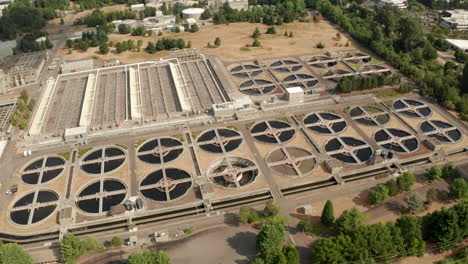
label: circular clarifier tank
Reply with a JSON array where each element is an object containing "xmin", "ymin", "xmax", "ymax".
[
  {"xmin": 10, "ymin": 190, "xmax": 59, "ymax": 225},
  {"xmin": 322, "ymin": 68, "xmax": 352, "ymax": 81},
  {"xmin": 374, "ymin": 128, "xmax": 419, "ymax": 153},
  {"xmin": 229, "ymin": 64, "xmax": 262, "ymax": 78},
  {"xmin": 81, "ymin": 146, "xmax": 126, "ymax": 174},
  {"xmin": 325, "ymin": 137, "xmax": 373, "ymax": 164},
  {"xmin": 20, "ymin": 156, "xmax": 66, "ymax": 185},
  {"xmin": 283, "ymin": 74, "xmax": 318, "ymax": 89},
  {"xmin": 270, "ymin": 60, "xmax": 303, "ymax": 72},
  {"xmin": 250, "ymin": 120, "xmax": 295, "ymax": 144},
  {"xmin": 266, "ymin": 147, "xmax": 316, "ymax": 177},
  {"xmin": 393, "ymin": 98, "xmax": 432, "ymax": 118},
  {"xmin": 137, "ymin": 137, "xmax": 184, "ymax": 164},
  {"xmin": 420, "ymin": 120, "xmax": 462, "ymax": 143},
  {"xmin": 139, "ymin": 168, "xmax": 193, "ymax": 202},
  {"xmin": 349, "ymin": 105, "xmax": 390, "ymax": 126},
  {"xmin": 344, "ymin": 52, "xmax": 372, "ymax": 63},
  {"xmin": 304, "ymin": 112, "xmax": 347, "ymax": 135},
  {"xmin": 239, "ymin": 79, "xmax": 276, "ymax": 95},
  {"xmin": 76, "ymin": 179, "xmax": 127, "ymax": 214},
  {"xmin": 197, "ymin": 128, "xmax": 243, "ymax": 153},
  {"xmin": 208, "ymin": 157, "xmax": 259, "ymax": 189},
  {"xmin": 307, "ymin": 56, "xmax": 338, "ymax": 68}
]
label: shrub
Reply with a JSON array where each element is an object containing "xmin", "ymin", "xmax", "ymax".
[
  {"xmin": 297, "ymin": 220, "xmax": 323, "ymax": 236},
  {"xmin": 266, "ymin": 26, "xmax": 276, "ymax": 34},
  {"xmin": 252, "ymin": 27, "xmax": 261, "ymax": 38},
  {"xmin": 369, "ymin": 184, "xmax": 389, "ymax": 205},
  {"xmin": 442, "ymin": 164, "xmax": 455, "ymax": 179},
  {"xmin": 397, "ymin": 172, "xmax": 416, "ymax": 192},
  {"xmin": 252, "ymin": 39, "xmax": 261, "ymax": 47},
  {"xmin": 316, "ymin": 42, "xmax": 325, "ymax": 48},
  {"xmin": 425, "ymin": 166, "xmax": 443, "ymax": 181},
  {"xmin": 264, "ymin": 201, "xmax": 281, "ymax": 217},
  {"xmin": 406, "ymin": 192, "xmax": 425, "ymax": 212},
  {"xmin": 450, "ymin": 178, "xmax": 468, "ymax": 199},
  {"xmin": 426, "ymin": 188, "xmax": 439, "ymax": 203},
  {"xmin": 111, "ymin": 236, "xmax": 123, "ymax": 247}
]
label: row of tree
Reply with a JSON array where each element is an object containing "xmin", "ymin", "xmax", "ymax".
[
  {"xmin": 19, "ymin": 32, "xmax": 53, "ymax": 53},
  {"xmin": 76, "ymin": 9, "xmax": 137, "ymax": 27},
  {"xmin": 336, "ymin": 74, "xmax": 401, "ymax": 93},
  {"xmin": 368, "ymin": 172, "xmax": 416, "ymax": 205},
  {"xmin": 214, "ymin": 0, "xmax": 307, "ymax": 25},
  {"xmin": 314, "ymin": 0, "xmax": 468, "ymax": 121},
  {"xmin": 146, "ymin": 38, "xmax": 187, "ymax": 54},
  {"xmin": 312, "ymin": 199, "xmax": 468, "ymax": 263}
]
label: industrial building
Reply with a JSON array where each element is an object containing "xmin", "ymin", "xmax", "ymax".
[
  {"xmin": 0, "ymin": 52, "xmax": 47, "ymax": 94},
  {"xmin": 440, "ymin": 10, "xmax": 468, "ymax": 31},
  {"xmin": 446, "ymin": 39, "xmax": 468, "ymax": 52},
  {"xmin": 376, "ymin": 0, "xmax": 407, "ymax": 9},
  {"xmin": 225, "ymin": 0, "xmax": 249, "ymax": 10},
  {"xmin": 29, "ymin": 49, "xmax": 230, "ymax": 139},
  {"xmin": 61, "ymin": 59, "xmax": 94, "ymax": 73},
  {"xmin": 0, "ymin": 40, "xmax": 17, "ymax": 58}
]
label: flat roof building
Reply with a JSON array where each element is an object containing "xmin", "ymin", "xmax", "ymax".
[
  {"xmin": 131, "ymin": 3, "xmax": 145, "ymax": 12},
  {"xmin": 440, "ymin": 10, "xmax": 468, "ymax": 31},
  {"xmin": 376, "ymin": 0, "xmax": 407, "ymax": 9},
  {"xmin": 61, "ymin": 59, "xmax": 94, "ymax": 73},
  {"xmin": 446, "ymin": 39, "xmax": 468, "ymax": 52}
]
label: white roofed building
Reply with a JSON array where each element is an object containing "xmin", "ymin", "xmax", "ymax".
[
  {"xmin": 440, "ymin": 10, "xmax": 468, "ymax": 31},
  {"xmin": 376, "ymin": 0, "xmax": 407, "ymax": 9},
  {"xmin": 446, "ymin": 39, "xmax": 468, "ymax": 52}
]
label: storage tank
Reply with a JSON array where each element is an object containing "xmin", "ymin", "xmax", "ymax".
[{"xmin": 182, "ymin": 8, "xmax": 204, "ymax": 20}]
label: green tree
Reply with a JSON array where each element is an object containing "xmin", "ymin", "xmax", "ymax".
[
  {"xmin": 263, "ymin": 248, "xmax": 287, "ymax": 264},
  {"xmin": 263, "ymin": 201, "xmax": 281, "ymax": 217},
  {"xmin": 252, "ymin": 39, "xmax": 261, "ymax": 47},
  {"xmin": 282, "ymin": 244, "xmax": 300, "ymax": 264},
  {"xmin": 214, "ymin": 37, "xmax": 221, "ymax": 47},
  {"xmin": 450, "ymin": 178, "xmax": 468, "ymax": 199},
  {"xmin": 111, "ymin": 236, "xmax": 123, "ymax": 246},
  {"xmin": 335, "ymin": 208, "xmax": 367, "ymax": 235},
  {"xmin": 424, "ymin": 205, "xmax": 464, "ymax": 251},
  {"xmin": 316, "ymin": 42, "xmax": 325, "ymax": 48},
  {"xmin": 99, "ymin": 43, "xmax": 109, "ymax": 54},
  {"xmin": 189, "ymin": 23, "xmax": 199, "ymax": 33},
  {"xmin": 426, "ymin": 188, "xmax": 439, "ymax": 203},
  {"xmin": 256, "ymin": 220, "xmax": 285, "ymax": 253},
  {"xmin": 252, "ymin": 27, "xmax": 261, "ymax": 38},
  {"xmin": 82, "ymin": 237, "xmax": 99, "ymax": 251},
  {"xmin": 369, "ymin": 184, "xmax": 389, "ymax": 205},
  {"xmin": 396, "ymin": 216, "xmax": 425, "ymax": 256},
  {"xmin": 442, "ymin": 164, "xmax": 455, "ymax": 179},
  {"xmin": 288, "ymin": 31, "xmax": 294, "ymax": 37},
  {"xmin": 239, "ymin": 206, "xmax": 251, "ymax": 224},
  {"xmin": 0, "ymin": 243, "xmax": 32, "ymax": 264},
  {"xmin": 321, "ymin": 200, "xmax": 335, "ymax": 226},
  {"xmin": 406, "ymin": 192, "xmax": 425, "ymax": 212},
  {"xmin": 127, "ymin": 249, "xmax": 171, "ymax": 264},
  {"xmin": 131, "ymin": 26, "xmax": 147, "ymax": 36},
  {"xmin": 397, "ymin": 172, "xmax": 416, "ymax": 191},
  {"xmin": 60, "ymin": 17, "xmax": 64, "ymax": 25},
  {"xmin": 311, "ymin": 236, "xmax": 348, "ymax": 264},
  {"xmin": 118, "ymin": 24, "xmax": 132, "ymax": 34},
  {"xmin": 461, "ymin": 62, "xmax": 468, "ymax": 94},
  {"xmin": 266, "ymin": 26, "xmax": 276, "ymax": 34},
  {"xmin": 425, "ymin": 166, "xmax": 442, "ymax": 181},
  {"xmin": 386, "ymin": 179, "xmax": 401, "ymax": 196},
  {"xmin": 200, "ymin": 9, "xmax": 211, "ymax": 20},
  {"xmin": 60, "ymin": 234, "xmax": 85, "ymax": 264}
]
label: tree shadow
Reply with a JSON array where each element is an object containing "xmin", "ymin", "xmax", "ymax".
[
  {"xmin": 224, "ymin": 212, "xmax": 240, "ymax": 227},
  {"xmin": 352, "ymin": 190, "xmax": 371, "ymax": 208},
  {"xmin": 297, "ymin": 245, "xmax": 312, "ymax": 264},
  {"xmin": 385, "ymin": 200, "xmax": 405, "ymax": 215},
  {"xmin": 226, "ymin": 231, "xmax": 257, "ymax": 259}
]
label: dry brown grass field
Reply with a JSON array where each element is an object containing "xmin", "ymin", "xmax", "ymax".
[{"xmin": 59, "ymin": 19, "xmax": 356, "ymax": 63}]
